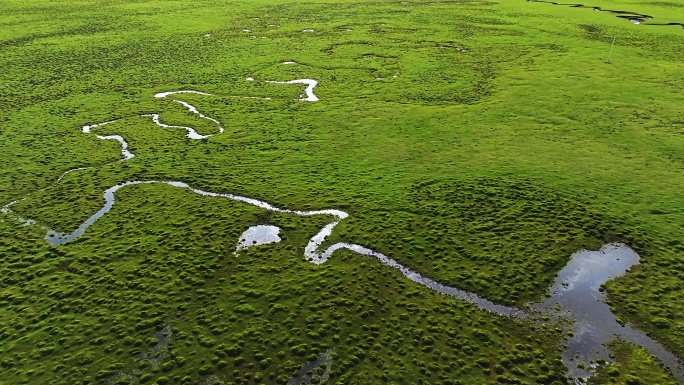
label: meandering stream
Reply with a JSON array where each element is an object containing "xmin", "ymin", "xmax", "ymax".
[
  {"xmin": 2, "ymin": 81, "xmax": 681, "ymax": 383},
  {"xmin": 527, "ymin": 0, "xmax": 684, "ymax": 28}
]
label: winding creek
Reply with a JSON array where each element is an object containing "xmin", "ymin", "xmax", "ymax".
[
  {"xmin": 527, "ymin": 0, "xmax": 684, "ymax": 28},
  {"xmin": 2, "ymin": 81, "xmax": 682, "ymax": 383}
]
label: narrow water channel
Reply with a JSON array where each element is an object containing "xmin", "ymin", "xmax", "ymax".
[
  {"xmin": 527, "ymin": 0, "xmax": 684, "ymax": 28},
  {"xmin": 2, "ymin": 86, "xmax": 681, "ymax": 383}
]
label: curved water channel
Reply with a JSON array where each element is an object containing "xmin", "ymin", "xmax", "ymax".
[
  {"xmin": 2, "ymin": 81, "xmax": 682, "ymax": 383},
  {"xmin": 526, "ymin": 0, "xmax": 684, "ymax": 28}
]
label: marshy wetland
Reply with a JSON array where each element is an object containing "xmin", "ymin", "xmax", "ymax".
[
  {"xmin": 527, "ymin": 0, "xmax": 684, "ymax": 27},
  {"xmin": 2, "ymin": 0, "xmax": 684, "ymax": 384}
]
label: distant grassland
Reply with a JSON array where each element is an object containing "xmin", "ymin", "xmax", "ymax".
[{"xmin": 1, "ymin": 0, "xmax": 684, "ymax": 384}]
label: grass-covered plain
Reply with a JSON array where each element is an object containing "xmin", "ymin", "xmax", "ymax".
[
  {"xmin": 1, "ymin": 186, "xmax": 570, "ymax": 384},
  {"xmin": 588, "ymin": 341, "xmax": 679, "ymax": 385},
  {"xmin": 1, "ymin": 0, "xmax": 684, "ymax": 383}
]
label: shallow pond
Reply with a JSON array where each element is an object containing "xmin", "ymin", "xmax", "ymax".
[
  {"xmin": 236, "ymin": 225, "xmax": 282, "ymax": 252},
  {"xmin": 288, "ymin": 349, "xmax": 332, "ymax": 385},
  {"xmin": 532, "ymin": 244, "xmax": 683, "ymax": 382}
]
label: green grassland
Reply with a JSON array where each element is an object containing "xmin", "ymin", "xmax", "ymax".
[
  {"xmin": 588, "ymin": 341, "xmax": 679, "ymax": 385},
  {"xmin": 1, "ymin": 0, "xmax": 684, "ymax": 383},
  {"xmin": 0, "ymin": 186, "xmax": 568, "ymax": 384}
]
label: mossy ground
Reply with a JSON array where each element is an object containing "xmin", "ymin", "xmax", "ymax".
[
  {"xmin": 0, "ymin": 186, "xmax": 568, "ymax": 384},
  {"xmin": 588, "ymin": 340, "xmax": 679, "ymax": 385},
  {"xmin": 1, "ymin": 0, "xmax": 684, "ymax": 383}
]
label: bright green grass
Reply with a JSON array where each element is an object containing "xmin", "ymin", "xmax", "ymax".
[
  {"xmin": 588, "ymin": 340, "xmax": 679, "ymax": 385},
  {"xmin": 1, "ymin": 0, "xmax": 684, "ymax": 383}
]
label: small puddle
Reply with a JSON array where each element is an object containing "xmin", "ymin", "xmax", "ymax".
[
  {"xmin": 201, "ymin": 375, "xmax": 225, "ymax": 385},
  {"xmin": 108, "ymin": 325, "xmax": 173, "ymax": 384},
  {"xmin": 133, "ymin": 325, "xmax": 173, "ymax": 366},
  {"xmin": 532, "ymin": 244, "xmax": 684, "ymax": 383},
  {"xmin": 235, "ymin": 225, "xmax": 282, "ymax": 252},
  {"xmin": 288, "ymin": 349, "xmax": 333, "ymax": 385}
]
